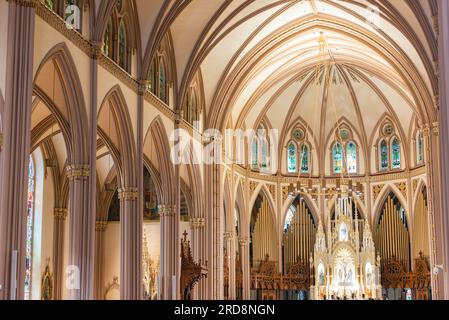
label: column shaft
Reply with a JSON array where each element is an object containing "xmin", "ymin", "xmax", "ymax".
[{"xmin": 0, "ymin": 0, "xmax": 36, "ymax": 300}]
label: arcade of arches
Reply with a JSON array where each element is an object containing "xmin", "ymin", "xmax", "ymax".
[{"xmin": 1, "ymin": 0, "xmax": 449, "ymax": 301}]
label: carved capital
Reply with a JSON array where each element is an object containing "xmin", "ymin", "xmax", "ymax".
[
  {"xmin": 239, "ymin": 237, "xmax": 249, "ymax": 246},
  {"xmin": 95, "ymin": 221, "xmax": 108, "ymax": 232},
  {"xmin": 66, "ymin": 165, "xmax": 90, "ymax": 180},
  {"xmin": 137, "ymin": 80, "xmax": 149, "ymax": 96},
  {"xmin": 223, "ymin": 231, "xmax": 234, "ymax": 241},
  {"xmin": 91, "ymin": 41, "xmax": 103, "ymax": 60},
  {"xmin": 54, "ymin": 208, "xmax": 68, "ymax": 220},
  {"xmin": 158, "ymin": 204, "xmax": 177, "ymax": 217},
  {"xmin": 190, "ymin": 217, "xmax": 205, "ymax": 229},
  {"xmin": 432, "ymin": 122, "xmax": 439, "ymax": 136},
  {"xmin": 118, "ymin": 187, "xmax": 138, "ymax": 200}
]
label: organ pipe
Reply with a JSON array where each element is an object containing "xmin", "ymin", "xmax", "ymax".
[
  {"xmin": 252, "ymin": 197, "xmax": 277, "ymax": 269},
  {"xmin": 283, "ymin": 201, "xmax": 316, "ymax": 271},
  {"xmin": 376, "ymin": 195, "xmax": 411, "ymax": 272}
]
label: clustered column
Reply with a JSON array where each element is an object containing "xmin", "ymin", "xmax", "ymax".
[
  {"xmin": 190, "ymin": 217, "xmax": 206, "ymax": 299},
  {"xmin": 239, "ymin": 237, "xmax": 250, "ymax": 300},
  {"xmin": 159, "ymin": 204, "xmax": 178, "ymax": 299},
  {"xmin": 66, "ymin": 164, "xmax": 95, "ymax": 300},
  {"xmin": 94, "ymin": 220, "xmax": 107, "ymax": 299},
  {"xmin": 118, "ymin": 187, "xmax": 141, "ymax": 300},
  {"xmin": 0, "ymin": 0, "xmax": 37, "ymax": 300},
  {"xmin": 53, "ymin": 208, "xmax": 68, "ymax": 300}
]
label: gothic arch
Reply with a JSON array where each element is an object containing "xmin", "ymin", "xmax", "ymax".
[
  {"xmin": 249, "ymin": 184, "xmax": 278, "ymax": 241},
  {"xmin": 33, "ymin": 42, "xmax": 89, "ymax": 165},
  {"xmin": 144, "ymin": 116, "xmax": 175, "ymax": 204},
  {"xmin": 98, "ymin": 85, "xmax": 137, "ymax": 187},
  {"xmin": 373, "ymin": 186, "xmax": 409, "ymax": 230}
]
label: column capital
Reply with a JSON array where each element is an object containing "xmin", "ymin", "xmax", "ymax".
[
  {"xmin": 158, "ymin": 204, "xmax": 177, "ymax": 217},
  {"xmin": 223, "ymin": 231, "xmax": 234, "ymax": 240},
  {"xmin": 239, "ymin": 237, "xmax": 249, "ymax": 246},
  {"xmin": 118, "ymin": 187, "xmax": 138, "ymax": 200},
  {"xmin": 54, "ymin": 208, "xmax": 68, "ymax": 220},
  {"xmin": 95, "ymin": 221, "xmax": 108, "ymax": 232},
  {"xmin": 66, "ymin": 164, "xmax": 90, "ymax": 180},
  {"xmin": 90, "ymin": 41, "xmax": 103, "ymax": 60},
  {"xmin": 137, "ymin": 80, "xmax": 149, "ymax": 96},
  {"xmin": 189, "ymin": 217, "xmax": 205, "ymax": 229},
  {"xmin": 7, "ymin": 0, "xmax": 39, "ymax": 7}
]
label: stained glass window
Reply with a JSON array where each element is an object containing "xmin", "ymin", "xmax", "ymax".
[
  {"xmin": 259, "ymin": 127, "xmax": 269, "ymax": 169},
  {"xmin": 287, "ymin": 142, "xmax": 297, "ymax": 173},
  {"xmin": 333, "ymin": 143, "xmax": 343, "ymax": 174},
  {"xmin": 103, "ymin": 20, "xmax": 113, "ymax": 58},
  {"xmin": 347, "ymin": 141, "xmax": 357, "ymax": 174},
  {"xmin": 251, "ymin": 137, "xmax": 258, "ymax": 169},
  {"xmin": 380, "ymin": 139, "xmax": 389, "ymax": 171},
  {"xmin": 118, "ymin": 21, "xmax": 127, "ymax": 70},
  {"xmin": 392, "ymin": 137, "xmax": 401, "ymax": 169},
  {"xmin": 159, "ymin": 60, "xmax": 167, "ymax": 103},
  {"xmin": 148, "ymin": 59, "xmax": 156, "ymax": 94},
  {"xmin": 300, "ymin": 144, "xmax": 309, "ymax": 173},
  {"xmin": 416, "ymin": 132, "xmax": 423, "ymax": 165},
  {"xmin": 25, "ymin": 156, "xmax": 35, "ymax": 300},
  {"xmin": 44, "ymin": 0, "xmax": 55, "ymax": 10}
]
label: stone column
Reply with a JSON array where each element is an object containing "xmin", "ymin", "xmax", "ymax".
[
  {"xmin": 436, "ymin": 0, "xmax": 449, "ymax": 299},
  {"xmin": 53, "ymin": 208, "xmax": 68, "ymax": 300},
  {"xmin": 0, "ymin": 0, "xmax": 37, "ymax": 300},
  {"xmin": 94, "ymin": 220, "xmax": 107, "ymax": 300},
  {"xmin": 159, "ymin": 204, "xmax": 177, "ymax": 299},
  {"xmin": 205, "ymin": 163, "xmax": 224, "ymax": 299},
  {"xmin": 66, "ymin": 164, "xmax": 95, "ymax": 300},
  {"xmin": 239, "ymin": 237, "xmax": 250, "ymax": 300},
  {"xmin": 224, "ymin": 231, "xmax": 236, "ymax": 299},
  {"xmin": 119, "ymin": 187, "xmax": 141, "ymax": 300}
]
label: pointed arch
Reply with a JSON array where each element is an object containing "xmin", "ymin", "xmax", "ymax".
[
  {"xmin": 33, "ymin": 42, "xmax": 88, "ymax": 165},
  {"xmin": 144, "ymin": 116, "xmax": 175, "ymax": 204},
  {"xmin": 373, "ymin": 185, "xmax": 409, "ymax": 228},
  {"xmin": 98, "ymin": 85, "xmax": 137, "ymax": 187}
]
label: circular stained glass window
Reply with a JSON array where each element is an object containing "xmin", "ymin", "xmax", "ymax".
[
  {"xmin": 383, "ymin": 123, "xmax": 394, "ymax": 136},
  {"xmin": 339, "ymin": 129, "xmax": 350, "ymax": 141},
  {"xmin": 292, "ymin": 129, "xmax": 304, "ymax": 141}
]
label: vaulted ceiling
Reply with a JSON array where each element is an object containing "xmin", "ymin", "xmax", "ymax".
[{"xmin": 95, "ymin": 0, "xmax": 439, "ymax": 143}]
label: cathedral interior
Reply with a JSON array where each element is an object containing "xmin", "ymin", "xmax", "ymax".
[{"xmin": 0, "ymin": 0, "xmax": 449, "ymax": 301}]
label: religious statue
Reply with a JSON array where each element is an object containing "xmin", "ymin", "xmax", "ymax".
[{"xmin": 41, "ymin": 259, "xmax": 53, "ymax": 300}]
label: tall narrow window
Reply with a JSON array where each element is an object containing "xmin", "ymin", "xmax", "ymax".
[
  {"xmin": 148, "ymin": 59, "xmax": 156, "ymax": 94},
  {"xmin": 380, "ymin": 139, "xmax": 389, "ymax": 171},
  {"xmin": 347, "ymin": 141, "xmax": 357, "ymax": 174},
  {"xmin": 259, "ymin": 127, "xmax": 269, "ymax": 169},
  {"xmin": 333, "ymin": 143, "xmax": 343, "ymax": 174},
  {"xmin": 300, "ymin": 143, "xmax": 309, "ymax": 173},
  {"xmin": 103, "ymin": 20, "xmax": 113, "ymax": 58},
  {"xmin": 392, "ymin": 137, "xmax": 401, "ymax": 169},
  {"xmin": 251, "ymin": 137, "xmax": 258, "ymax": 169},
  {"xmin": 416, "ymin": 132, "xmax": 424, "ymax": 165},
  {"xmin": 25, "ymin": 156, "xmax": 35, "ymax": 300},
  {"xmin": 287, "ymin": 142, "xmax": 297, "ymax": 173},
  {"xmin": 159, "ymin": 60, "xmax": 168, "ymax": 103},
  {"xmin": 118, "ymin": 21, "xmax": 127, "ymax": 70}
]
